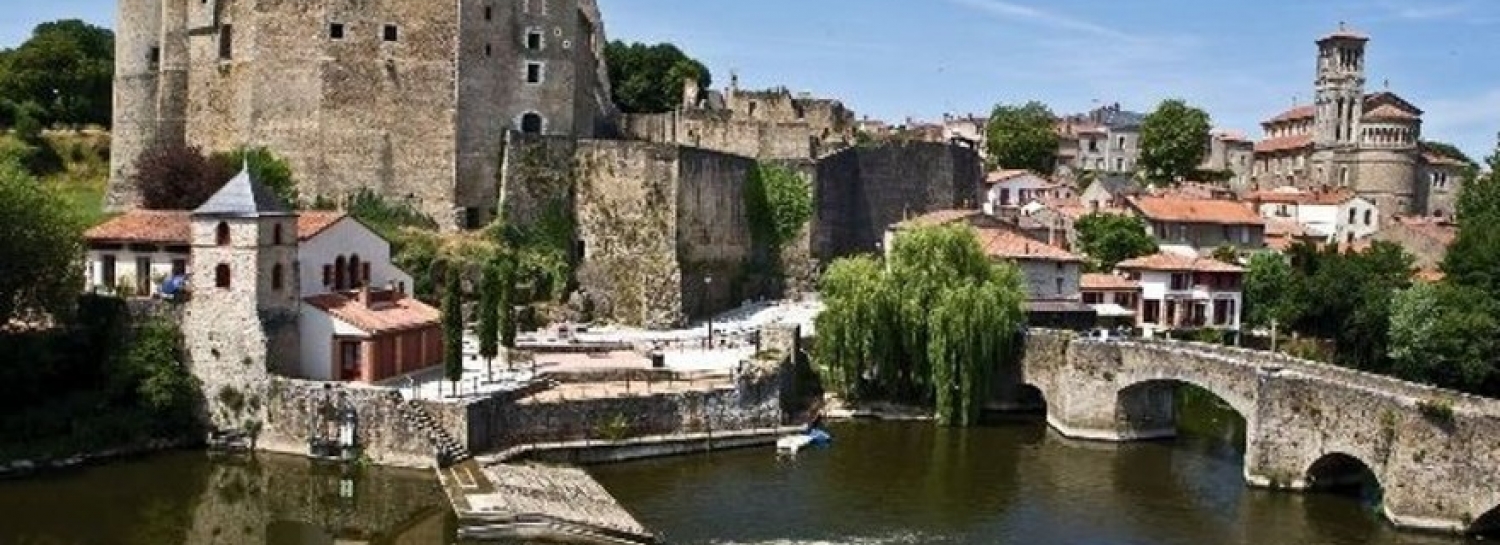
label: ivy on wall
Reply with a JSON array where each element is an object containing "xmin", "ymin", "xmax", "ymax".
[{"xmin": 745, "ymin": 162, "xmax": 813, "ymax": 251}]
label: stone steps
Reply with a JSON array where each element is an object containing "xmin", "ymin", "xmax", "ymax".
[{"xmin": 398, "ymin": 401, "xmax": 471, "ymax": 467}]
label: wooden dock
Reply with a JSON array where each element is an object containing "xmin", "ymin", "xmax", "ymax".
[{"xmin": 439, "ymin": 461, "xmax": 657, "ymax": 544}]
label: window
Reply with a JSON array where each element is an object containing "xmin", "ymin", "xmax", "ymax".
[
  {"xmin": 1055, "ymin": 278, "xmax": 1064, "ymax": 295},
  {"xmin": 348, "ymin": 254, "xmax": 363, "ymax": 288},
  {"xmin": 575, "ymin": 239, "xmax": 586, "ymax": 260},
  {"xmin": 1083, "ymin": 292, "xmax": 1103, "ymax": 304},
  {"xmin": 334, "ymin": 256, "xmax": 347, "ymax": 290},
  {"xmin": 484, "ymin": 5, "xmax": 493, "ymax": 20},
  {"xmin": 1363, "ymin": 209, "xmax": 1372, "ymax": 226},
  {"xmin": 383, "ymin": 24, "xmax": 399, "ymax": 42},
  {"xmin": 525, "ymin": 62, "xmax": 543, "ymax": 84},
  {"xmin": 148, "ymin": 46, "xmax": 161, "ymax": 70},
  {"xmin": 218, "ymin": 25, "xmax": 233, "ymax": 60},
  {"xmin": 1170, "ymin": 273, "xmax": 1190, "ymax": 291},
  {"xmin": 273, "ymin": 223, "xmax": 284, "ymax": 245},
  {"xmin": 102, "ymin": 255, "xmax": 117, "ymax": 288},
  {"xmin": 272, "ymin": 263, "xmax": 284, "ymax": 291},
  {"xmin": 215, "ymin": 222, "xmax": 231, "ymax": 246},
  {"xmin": 520, "ymin": 112, "xmax": 543, "ymax": 134},
  {"xmin": 215, "ymin": 263, "xmax": 231, "ymax": 289},
  {"xmin": 1348, "ymin": 208, "xmax": 1356, "ymax": 224},
  {"xmin": 172, "ymin": 259, "xmax": 187, "ymax": 277},
  {"xmin": 323, "ymin": 264, "xmax": 333, "ymax": 287},
  {"xmin": 1114, "ymin": 157, "xmax": 1124, "ymax": 171},
  {"xmin": 485, "ymin": 43, "xmax": 492, "ymax": 57},
  {"xmin": 329, "ymin": 22, "xmax": 345, "ymax": 39},
  {"xmin": 1143, "ymin": 300, "xmax": 1161, "ymax": 324},
  {"xmin": 527, "ymin": 30, "xmax": 543, "ymax": 50},
  {"xmin": 1116, "ymin": 136, "xmax": 1126, "ymax": 150},
  {"xmin": 362, "ymin": 262, "xmax": 371, "ymax": 284}
]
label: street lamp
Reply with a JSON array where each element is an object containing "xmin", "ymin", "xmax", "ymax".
[{"xmin": 704, "ymin": 275, "xmax": 713, "ymax": 349}]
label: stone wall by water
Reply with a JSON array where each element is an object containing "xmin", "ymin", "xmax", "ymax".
[
  {"xmin": 1008, "ymin": 330, "xmax": 1500, "ymax": 534},
  {"xmin": 258, "ymin": 378, "xmax": 439, "ymax": 468}
]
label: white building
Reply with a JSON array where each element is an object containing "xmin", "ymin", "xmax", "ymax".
[
  {"xmin": 82, "ymin": 210, "xmax": 192, "ymax": 296},
  {"xmin": 1115, "ymin": 252, "xmax": 1245, "ymax": 337},
  {"xmin": 1247, "ymin": 187, "xmax": 1380, "ymax": 244},
  {"xmin": 984, "ymin": 170, "xmax": 1074, "ymax": 216},
  {"xmin": 295, "ymin": 212, "xmax": 414, "ymax": 296}
]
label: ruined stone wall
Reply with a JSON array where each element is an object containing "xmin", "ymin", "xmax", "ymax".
[
  {"xmin": 676, "ymin": 148, "xmax": 758, "ymax": 319},
  {"xmin": 258, "ymin": 378, "xmax": 436, "ymax": 468},
  {"xmin": 573, "ymin": 140, "xmax": 683, "ymax": 327},
  {"xmin": 812, "ymin": 141, "xmax": 984, "ymax": 260},
  {"xmin": 497, "ymin": 132, "xmax": 578, "ymax": 228}
]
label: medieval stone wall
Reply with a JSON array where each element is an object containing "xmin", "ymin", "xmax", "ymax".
[
  {"xmin": 812, "ymin": 142, "xmax": 984, "ymax": 260},
  {"xmin": 258, "ymin": 378, "xmax": 439, "ymax": 468},
  {"xmin": 497, "ymin": 132, "xmax": 578, "ymax": 228},
  {"xmin": 676, "ymin": 148, "xmax": 758, "ymax": 320},
  {"xmin": 573, "ymin": 140, "xmax": 683, "ymax": 327}
]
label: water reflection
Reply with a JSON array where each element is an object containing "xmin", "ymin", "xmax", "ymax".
[{"xmin": 0, "ymin": 451, "xmax": 451, "ymax": 545}]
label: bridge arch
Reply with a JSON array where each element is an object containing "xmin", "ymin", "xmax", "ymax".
[
  {"xmin": 1470, "ymin": 505, "xmax": 1500, "ymax": 538},
  {"xmin": 1305, "ymin": 452, "xmax": 1383, "ymax": 505},
  {"xmin": 1112, "ymin": 376, "xmax": 1255, "ymax": 441}
]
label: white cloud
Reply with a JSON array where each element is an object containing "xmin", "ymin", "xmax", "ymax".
[{"xmin": 945, "ymin": 0, "xmax": 1140, "ymax": 42}]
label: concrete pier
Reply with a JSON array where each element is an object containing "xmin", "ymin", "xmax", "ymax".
[{"xmin": 441, "ymin": 462, "xmax": 657, "ymax": 544}]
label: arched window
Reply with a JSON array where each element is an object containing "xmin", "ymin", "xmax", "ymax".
[
  {"xmin": 520, "ymin": 113, "xmax": 543, "ymax": 134},
  {"xmin": 348, "ymin": 254, "xmax": 362, "ymax": 289},
  {"xmin": 215, "ymin": 263, "xmax": 232, "ymax": 289},
  {"xmin": 216, "ymin": 222, "xmax": 231, "ymax": 246},
  {"xmin": 273, "ymin": 223, "xmax": 284, "ymax": 245},
  {"xmin": 334, "ymin": 256, "xmax": 347, "ymax": 290},
  {"xmin": 272, "ymin": 263, "xmax": 285, "ymax": 291}
]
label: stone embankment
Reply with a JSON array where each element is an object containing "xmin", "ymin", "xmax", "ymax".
[
  {"xmin": 0, "ymin": 437, "xmax": 195, "ymax": 480},
  {"xmin": 445, "ymin": 463, "xmax": 657, "ymax": 544}
]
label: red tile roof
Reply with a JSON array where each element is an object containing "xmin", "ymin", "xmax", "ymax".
[
  {"xmin": 84, "ymin": 211, "xmax": 191, "ymax": 244},
  {"xmin": 297, "ymin": 211, "xmax": 347, "ymax": 241},
  {"xmin": 1363, "ymin": 104, "xmax": 1418, "ymax": 122},
  {"xmin": 1415, "ymin": 268, "xmax": 1445, "ymax": 283},
  {"xmin": 1263, "ymin": 218, "xmax": 1308, "ymax": 238},
  {"xmin": 1254, "ymin": 134, "xmax": 1314, "ymax": 153},
  {"xmin": 1214, "ymin": 130, "xmax": 1251, "ymax": 142},
  {"xmin": 986, "ymin": 169, "xmax": 1034, "ymax": 184},
  {"xmin": 1081, "ymin": 273, "xmax": 1139, "ymax": 290},
  {"xmin": 973, "ymin": 227, "xmax": 1082, "ymax": 263},
  {"xmin": 1320, "ymin": 26, "xmax": 1369, "ymax": 41},
  {"xmin": 1267, "ymin": 105, "xmax": 1315, "ymax": 124},
  {"xmin": 1129, "ymin": 196, "xmax": 1263, "ymax": 225},
  {"xmin": 1422, "ymin": 152, "xmax": 1469, "ymax": 168},
  {"xmin": 1391, "ymin": 216, "xmax": 1458, "ymax": 247},
  {"xmin": 303, "ymin": 290, "xmax": 441, "ymax": 335},
  {"xmin": 1117, "ymin": 253, "xmax": 1244, "ymax": 273},
  {"xmin": 1248, "ymin": 188, "xmax": 1358, "ymax": 206}
]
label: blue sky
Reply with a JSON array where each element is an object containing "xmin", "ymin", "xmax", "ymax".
[{"xmin": 7, "ymin": 0, "xmax": 1498, "ymax": 159}]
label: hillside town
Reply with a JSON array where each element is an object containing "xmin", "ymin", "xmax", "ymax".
[{"xmin": 1, "ymin": 2, "xmax": 1499, "ymax": 544}]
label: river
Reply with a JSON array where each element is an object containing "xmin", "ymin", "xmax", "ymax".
[{"xmin": 0, "ymin": 400, "xmax": 1480, "ymax": 545}]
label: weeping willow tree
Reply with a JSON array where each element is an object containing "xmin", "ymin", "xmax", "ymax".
[{"xmin": 815, "ymin": 224, "xmax": 1027, "ymax": 426}]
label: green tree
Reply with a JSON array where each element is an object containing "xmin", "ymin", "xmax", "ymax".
[
  {"xmin": 1293, "ymin": 241, "xmax": 1413, "ymax": 371},
  {"xmin": 477, "ymin": 257, "xmax": 501, "ymax": 378},
  {"xmin": 1442, "ymin": 134, "xmax": 1500, "ymax": 294},
  {"xmin": 1387, "ymin": 282, "xmax": 1498, "ymax": 392},
  {"xmin": 0, "ymin": 20, "xmax": 114, "ymax": 127},
  {"xmin": 745, "ymin": 162, "xmax": 813, "ymax": 248},
  {"xmin": 1242, "ymin": 252, "xmax": 1303, "ymax": 330},
  {"xmin": 1074, "ymin": 213, "xmax": 1158, "ymax": 271},
  {"xmin": 133, "ymin": 144, "xmax": 235, "ymax": 210},
  {"xmin": 498, "ymin": 256, "xmax": 518, "ymax": 351},
  {"xmin": 0, "ymin": 158, "xmax": 83, "ymax": 324},
  {"xmin": 815, "ymin": 225, "xmax": 1026, "ymax": 426},
  {"xmin": 605, "ymin": 41, "xmax": 711, "ymax": 114},
  {"xmin": 121, "ymin": 319, "xmax": 202, "ymax": 431},
  {"xmin": 441, "ymin": 267, "xmax": 464, "ymax": 395},
  {"xmin": 1138, "ymin": 99, "xmax": 1211, "ymax": 183},
  {"xmin": 1210, "ymin": 245, "xmax": 1240, "ymax": 264},
  {"xmin": 983, "ymin": 101, "xmax": 1059, "ymax": 174},
  {"xmin": 215, "ymin": 146, "xmax": 298, "ymax": 208}
]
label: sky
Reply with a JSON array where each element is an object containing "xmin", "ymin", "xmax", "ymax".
[{"xmin": 6, "ymin": 0, "xmax": 1498, "ymax": 160}]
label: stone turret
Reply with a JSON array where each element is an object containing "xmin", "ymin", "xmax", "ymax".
[{"xmin": 183, "ymin": 165, "xmax": 300, "ymax": 431}]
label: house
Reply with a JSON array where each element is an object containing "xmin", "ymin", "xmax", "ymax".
[
  {"xmin": 82, "ymin": 172, "xmax": 436, "ymax": 385},
  {"xmin": 1247, "ymin": 187, "xmax": 1379, "ymax": 243},
  {"xmin": 1079, "ymin": 174, "xmax": 1141, "ymax": 211},
  {"xmin": 984, "ymin": 170, "xmax": 1073, "ymax": 216},
  {"xmin": 1126, "ymin": 196, "xmax": 1266, "ymax": 256},
  {"xmin": 1016, "ymin": 199, "xmax": 1131, "ymax": 251},
  {"xmin": 1372, "ymin": 216, "xmax": 1457, "ymax": 270},
  {"xmin": 83, "ymin": 211, "xmax": 191, "ymax": 296},
  {"xmin": 972, "ymin": 224, "xmax": 1084, "ymax": 301},
  {"xmin": 1116, "ymin": 253, "xmax": 1245, "ymax": 337},
  {"xmin": 1080, "ymin": 273, "xmax": 1141, "ymax": 324},
  {"xmin": 1263, "ymin": 218, "xmax": 1323, "ymax": 252}
]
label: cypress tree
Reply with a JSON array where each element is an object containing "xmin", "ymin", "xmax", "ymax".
[
  {"xmin": 441, "ymin": 265, "xmax": 464, "ymax": 395},
  {"xmin": 477, "ymin": 257, "xmax": 501, "ymax": 380},
  {"xmin": 498, "ymin": 254, "xmax": 518, "ymax": 352}
]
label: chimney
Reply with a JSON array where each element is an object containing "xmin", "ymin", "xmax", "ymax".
[
  {"xmin": 387, "ymin": 280, "xmax": 400, "ymax": 299},
  {"xmin": 357, "ymin": 285, "xmax": 371, "ymax": 306}
]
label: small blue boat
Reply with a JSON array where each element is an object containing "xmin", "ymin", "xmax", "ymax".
[{"xmin": 777, "ymin": 427, "xmax": 832, "ymax": 454}]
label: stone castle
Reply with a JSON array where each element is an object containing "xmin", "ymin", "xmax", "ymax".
[
  {"xmin": 1252, "ymin": 25, "xmax": 1470, "ymax": 218},
  {"xmin": 110, "ymin": 0, "xmax": 984, "ymax": 328},
  {"xmin": 110, "ymin": 0, "xmax": 617, "ymax": 227}
]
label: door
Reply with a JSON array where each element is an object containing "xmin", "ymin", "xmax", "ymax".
[
  {"xmin": 136, "ymin": 257, "xmax": 152, "ymax": 295},
  {"xmin": 339, "ymin": 340, "xmax": 363, "ymax": 381}
]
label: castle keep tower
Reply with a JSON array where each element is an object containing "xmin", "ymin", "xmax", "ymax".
[
  {"xmin": 183, "ymin": 166, "xmax": 300, "ymax": 430},
  {"xmin": 1310, "ymin": 24, "xmax": 1367, "ymax": 186}
]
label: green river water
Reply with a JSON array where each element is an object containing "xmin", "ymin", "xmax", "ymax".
[{"xmin": 0, "ymin": 393, "xmax": 1481, "ymax": 545}]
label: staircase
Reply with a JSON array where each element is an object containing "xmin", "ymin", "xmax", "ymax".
[{"xmin": 398, "ymin": 400, "xmax": 471, "ymax": 468}]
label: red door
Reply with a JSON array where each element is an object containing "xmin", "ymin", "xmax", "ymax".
[{"xmin": 339, "ymin": 341, "xmax": 362, "ymax": 381}]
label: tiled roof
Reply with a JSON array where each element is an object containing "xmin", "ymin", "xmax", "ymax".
[
  {"xmin": 1254, "ymin": 134, "xmax": 1314, "ymax": 153},
  {"xmin": 973, "ymin": 226, "xmax": 1082, "ymax": 262},
  {"xmin": 194, "ymin": 165, "xmax": 293, "ymax": 218},
  {"xmin": 1116, "ymin": 253, "xmax": 1244, "ymax": 273},
  {"xmin": 1415, "ymin": 268, "xmax": 1445, "ymax": 283},
  {"xmin": 1363, "ymin": 104, "xmax": 1418, "ymax": 122},
  {"xmin": 1267, "ymin": 105, "xmax": 1315, "ymax": 124},
  {"xmin": 1129, "ymin": 196, "xmax": 1264, "ymax": 225},
  {"xmin": 303, "ymin": 290, "xmax": 441, "ymax": 335},
  {"xmin": 1263, "ymin": 218, "xmax": 1308, "ymax": 238},
  {"xmin": 84, "ymin": 210, "xmax": 190, "ymax": 244},
  {"xmin": 1320, "ymin": 25, "xmax": 1369, "ymax": 41},
  {"xmin": 1391, "ymin": 216, "xmax": 1457, "ymax": 247},
  {"xmin": 1248, "ymin": 188, "xmax": 1358, "ymax": 206},
  {"xmin": 1081, "ymin": 273, "xmax": 1139, "ymax": 290},
  {"xmin": 895, "ymin": 209, "xmax": 980, "ymax": 229},
  {"xmin": 986, "ymin": 169, "xmax": 1035, "ymax": 184},
  {"xmin": 297, "ymin": 211, "xmax": 346, "ymax": 241},
  {"xmin": 1214, "ymin": 129, "xmax": 1251, "ymax": 142},
  {"xmin": 1422, "ymin": 152, "xmax": 1469, "ymax": 168}
]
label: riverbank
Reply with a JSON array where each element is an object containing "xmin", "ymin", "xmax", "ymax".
[{"xmin": 0, "ymin": 436, "xmax": 196, "ymax": 480}]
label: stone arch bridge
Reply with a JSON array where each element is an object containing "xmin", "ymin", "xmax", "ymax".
[{"xmin": 994, "ymin": 330, "xmax": 1500, "ymax": 535}]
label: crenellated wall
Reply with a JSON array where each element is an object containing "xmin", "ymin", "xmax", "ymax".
[{"xmin": 1007, "ymin": 331, "xmax": 1500, "ymax": 535}]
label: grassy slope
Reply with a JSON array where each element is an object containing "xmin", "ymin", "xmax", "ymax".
[{"xmin": 41, "ymin": 131, "xmax": 113, "ymax": 227}]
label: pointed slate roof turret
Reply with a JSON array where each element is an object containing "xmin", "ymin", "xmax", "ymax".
[{"xmin": 192, "ymin": 161, "xmax": 293, "ymax": 218}]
